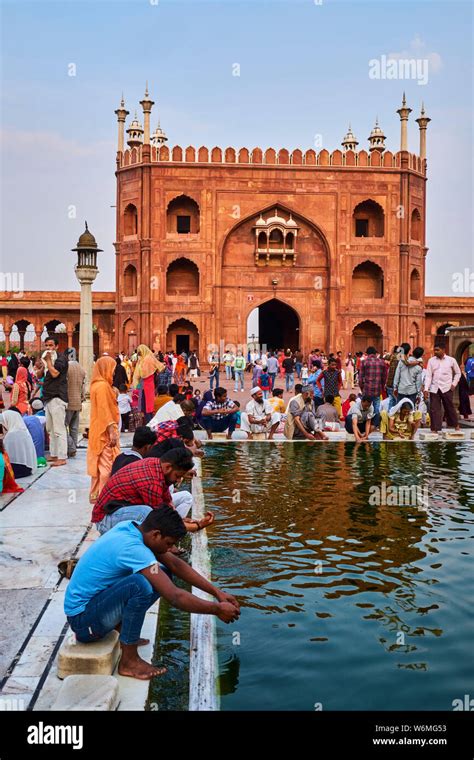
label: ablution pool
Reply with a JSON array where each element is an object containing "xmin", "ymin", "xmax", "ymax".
[{"xmin": 149, "ymin": 441, "xmax": 474, "ymax": 711}]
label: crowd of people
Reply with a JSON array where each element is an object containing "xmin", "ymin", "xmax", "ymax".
[{"xmin": 0, "ymin": 337, "xmax": 472, "ymax": 680}]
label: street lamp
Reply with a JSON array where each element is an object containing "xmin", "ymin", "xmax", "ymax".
[{"xmin": 71, "ymin": 221, "xmax": 102, "ymax": 429}]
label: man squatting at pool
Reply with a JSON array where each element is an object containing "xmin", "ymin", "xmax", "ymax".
[{"xmin": 64, "ymin": 507, "xmax": 240, "ymax": 680}]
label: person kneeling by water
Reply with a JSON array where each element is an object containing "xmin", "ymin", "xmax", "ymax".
[
  {"xmin": 380, "ymin": 397, "xmax": 421, "ymax": 440},
  {"xmin": 64, "ymin": 507, "xmax": 240, "ymax": 680}
]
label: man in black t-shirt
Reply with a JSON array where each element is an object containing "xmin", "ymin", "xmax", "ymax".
[
  {"xmin": 40, "ymin": 336, "xmax": 69, "ymax": 466},
  {"xmin": 282, "ymin": 353, "xmax": 296, "ymax": 392}
]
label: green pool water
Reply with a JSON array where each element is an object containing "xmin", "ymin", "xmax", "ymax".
[{"xmin": 203, "ymin": 442, "xmax": 474, "ymax": 711}]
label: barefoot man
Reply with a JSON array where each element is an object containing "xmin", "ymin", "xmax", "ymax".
[{"xmin": 64, "ymin": 506, "xmax": 240, "ymax": 680}]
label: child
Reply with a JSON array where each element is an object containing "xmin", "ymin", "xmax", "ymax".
[
  {"xmin": 117, "ymin": 383, "xmax": 132, "ymax": 432},
  {"xmin": 232, "ymin": 399, "xmax": 241, "ymax": 428},
  {"xmin": 257, "ymin": 369, "xmax": 271, "ymax": 399},
  {"xmin": 301, "ymin": 362, "xmax": 309, "ymax": 381},
  {"xmin": 193, "ymin": 389, "xmax": 202, "ymax": 403}
]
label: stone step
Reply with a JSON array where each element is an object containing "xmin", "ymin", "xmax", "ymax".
[
  {"xmin": 51, "ymin": 675, "xmax": 120, "ymax": 711},
  {"xmin": 441, "ymin": 431, "xmax": 465, "ymax": 440},
  {"xmin": 419, "ymin": 432, "xmax": 440, "ymax": 441},
  {"xmin": 252, "ymin": 432, "xmax": 267, "ymax": 440},
  {"xmin": 57, "ymin": 630, "xmax": 120, "ymax": 679}
]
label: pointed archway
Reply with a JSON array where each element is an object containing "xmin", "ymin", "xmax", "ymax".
[{"xmin": 253, "ymin": 299, "xmax": 300, "ymax": 352}]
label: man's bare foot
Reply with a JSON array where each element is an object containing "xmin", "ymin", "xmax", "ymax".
[
  {"xmin": 118, "ymin": 656, "xmax": 167, "ymax": 680},
  {"xmin": 46, "ymin": 456, "xmax": 57, "ymax": 461},
  {"xmin": 119, "ymin": 643, "xmax": 167, "ymax": 680},
  {"xmin": 51, "ymin": 459, "xmax": 67, "ymax": 467}
]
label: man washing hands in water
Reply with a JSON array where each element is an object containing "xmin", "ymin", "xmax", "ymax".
[
  {"xmin": 65, "ymin": 506, "xmax": 240, "ymax": 680},
  {"xmin": 91, "ymin": 447, "xmax": 215, "ymax": 535}
]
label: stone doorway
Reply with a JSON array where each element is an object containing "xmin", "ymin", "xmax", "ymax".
[{"xmin": 257, "ymin": 299, "xmax": 300, "ymax": 352}]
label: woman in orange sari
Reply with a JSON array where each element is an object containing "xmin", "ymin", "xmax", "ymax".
[
  {"xmin": 132, "ymin": 344, "xmax": 164, "ymax": 423},
  {"xmin": 87, "ymin": 356, "xmax": 121, "ymax": 503},
  {"xmin": 174, "ymin": 354, "xmax": 187, "ymax": 385},
  {"xmin": 11, "ymin": 366, "xmax": 29, "ymax": 414}
]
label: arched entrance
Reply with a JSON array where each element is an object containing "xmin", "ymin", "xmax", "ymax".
[
  {"xmin": 455, "ymin": 339, "xmax": 474, "ymax": 367},
  {"xmin": 251, "ymin": 299, "xmax": 300, "ymax": 352},
  {"xmin": 435, "ymin": 323, "xmax": 454, "ymax": 352},
  {"xmin": 122, "ymin": 318, "xmax": 138, "ymax": 356},
  {"xmin": 166, "ymin": 319, "xmax": 199, "ymax": 356},
  {"xmin": 352, "ymin": 320, "xmax": 383, "ymax": 354}
]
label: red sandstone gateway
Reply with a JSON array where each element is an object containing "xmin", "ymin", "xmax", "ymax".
[{"xmin": 1, "ymin": 91, "xmax": 473, "ymax": 357}]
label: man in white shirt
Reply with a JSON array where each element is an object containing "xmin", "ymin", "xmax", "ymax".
[
  {"xmin": 424, "ymin": 346, "xmax": 461, "ymax": 432},
  {"xmin": 240, "ymin": 387, "xmax": 280, "ymax": 439},
  {"xmin": 148, "ymin": 395, "xmax": 193, "ymax": 429}
]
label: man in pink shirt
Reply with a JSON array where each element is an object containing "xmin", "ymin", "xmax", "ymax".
[{"xmin": 424, "ymin": 345, "xmax": 461, "ymax": 432}]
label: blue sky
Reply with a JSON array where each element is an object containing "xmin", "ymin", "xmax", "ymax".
[{"xmin": 1, "ymin": 0, "xmax": 472, "ymax": 295}]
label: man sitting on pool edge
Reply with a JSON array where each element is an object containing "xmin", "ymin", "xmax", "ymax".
[{"xmin": 64, "ymin": 506, "xmax": 240, "ymax": 680}]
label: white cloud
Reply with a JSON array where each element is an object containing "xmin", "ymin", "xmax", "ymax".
[{"xmin": 388, "ymin": 36, "xmax": 443, "ymax": 73}]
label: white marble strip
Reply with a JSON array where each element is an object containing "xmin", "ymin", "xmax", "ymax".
[{"xmin": 189, "ymin": 458, "xmax": 219, "ymax": 711}]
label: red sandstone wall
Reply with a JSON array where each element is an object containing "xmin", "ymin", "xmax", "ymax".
[{"xmin": 114, "ymin": 152, "xmax": 428, "ymax": 356}]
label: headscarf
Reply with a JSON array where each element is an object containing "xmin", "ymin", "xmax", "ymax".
[
  {"xmin": 389, "ymin": 397, "xmax": 414, "ymax": 417},
  {"xmin": 87, "ymin": 356, "xmax": 120, "ymax": 463},
  {"xmin": 132, "ymin": 344, "xmax": 164, "ymax": 386},
  {"xmin": 0, "ymin": 410, "xmax": 37, "ymax": 471},
  {"xmin": 15, "ymin": 366, "xmax": 28, "ymax": 385}
]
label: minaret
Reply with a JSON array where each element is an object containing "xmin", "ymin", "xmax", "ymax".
[
  {"xmin": 151, "ymin": 119, "xmax": 168, "ymax": 147},
  {"xmin": 139, "ymin": 83, "xmax": 155, "ymax": 145},
  {"xmin": 126, "ymin": 112, "xmax": 144, "ymax": 148},
  {"xmin": 415, "ymin": 102, "xmax": 431, "ymax": 161},
  {"xmin": 396, "ymin": 92, "xmax": 412, "ymax": 152},
  {"xmin": 114, "ymin": 94, "xmax": 129, "ymax": 153},
  {"xmin": 368, "ymin": 118, "xmax": 386, "ymax": 153},
  {"xmin": 341, "ymin": 124, "xmax": 358, "ymax": 152}
]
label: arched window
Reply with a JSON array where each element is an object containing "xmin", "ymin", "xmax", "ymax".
[
  {"xmin": 411, "ymin": 209, "xmax": 421, "ymax": 241},
  {"xmin": 167, "ymin": 195, "xmax": 200, "ymax": 234},
  {"xmin": 124, "ymin": 264, "xmax": 138, "ymax": 297},
  {"xmin": 410, "ymin": 268, "xmax": 421, "ymax": 300},
  {"xmin": 166, "ymin": 258, "xmax": 200, "ymax": 296},
  {"xmin": 352, "ymin": 261, "xmax": 384, "ymax": 298},
  {"xmin": 353, "ymin": 200, "xmax": 384, "ymax": 237},
  {"xmin": 286, "ymin": 232, "xmax": 294, "ymax": 250},
  {"xmin": 352, "ymin": 320, "xmax": 383, "ymax": 354},
  {"xmin": 124, "ymin": 204, "xmax": 138, "ymax": 236},
  {"xmin": 268, "ymin": 229, "xmax": 284, "ymax": 250},
  {"xmin": 257, "ymin": 232, "xmax": 267, "ymax": 249}
]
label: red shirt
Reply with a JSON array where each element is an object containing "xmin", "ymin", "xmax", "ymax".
[
  {"xmin": 155, "ymin": 420, "xmax": 179, "ymax": 443},
  {"xmin": 91, "ymin": 457, "xmax": 172, "ymax": 523}
]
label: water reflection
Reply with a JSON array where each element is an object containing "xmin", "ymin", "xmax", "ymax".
[{"xmin": 204, "ymin": 442, "xmax": 474, "ymax": 710}]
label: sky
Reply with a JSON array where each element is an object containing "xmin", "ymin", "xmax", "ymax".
[{"xmin": 0, "ymin": 0, "xmax": 473, "ymax": 296}]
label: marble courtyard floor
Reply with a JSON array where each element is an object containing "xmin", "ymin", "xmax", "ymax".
[
  {"xmin": 0, "ymin": 450, "xmax": 94, "ymax": 705},
  {"xmin": 0, "ymin": 406, "xmax": 472, "ymax": 711}
]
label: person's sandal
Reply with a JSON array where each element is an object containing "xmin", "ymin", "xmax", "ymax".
[{"xmin": 58, "ymin": 558, "xmax": 78, "ymax": 579}]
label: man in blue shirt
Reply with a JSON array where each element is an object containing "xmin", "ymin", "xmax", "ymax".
[
  {"xmin": 65, "ymin": 506, "xmax": 240, "ymax": 680},
  {"xmin": 465, "ymin": 354, "xmax": 474, "ymax": 391}
]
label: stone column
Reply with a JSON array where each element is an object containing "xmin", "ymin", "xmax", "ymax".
[{"xmin": 78, "ymin": 276, "xmax": 95, "ymax": 386}]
